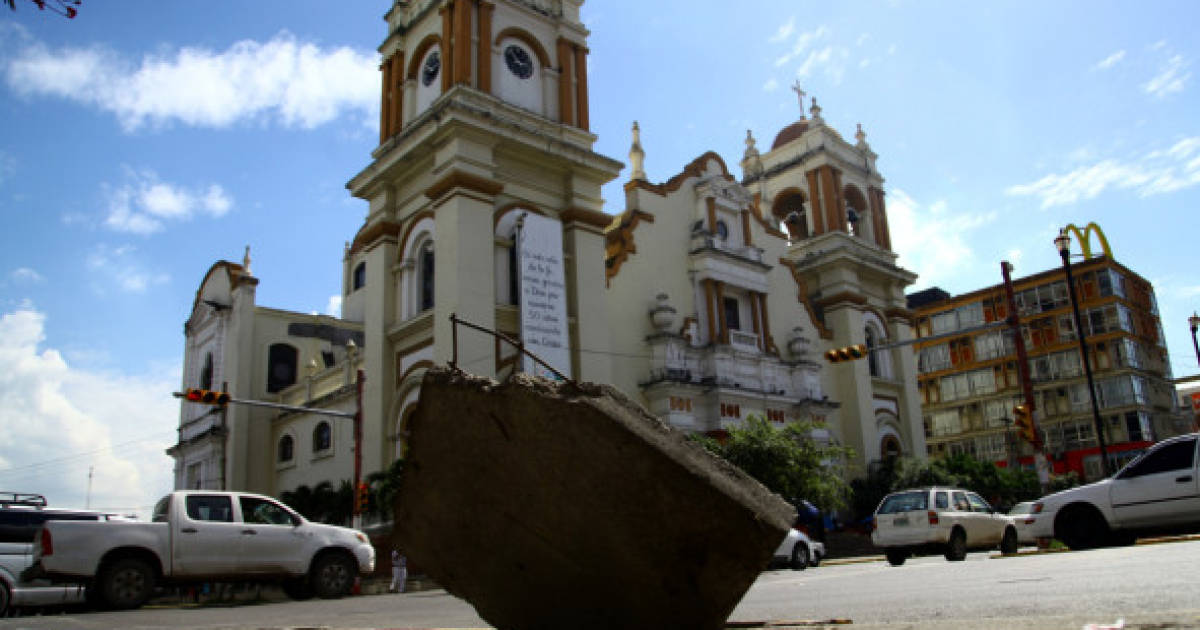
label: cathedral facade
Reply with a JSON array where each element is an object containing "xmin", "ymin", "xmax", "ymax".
[{"xmin": 169, "ymin": 0, "xmax": 925, "ymax": 498}]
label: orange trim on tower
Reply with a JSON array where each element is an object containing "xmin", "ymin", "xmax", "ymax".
[
  {"xmin": 391, "ymin": 53, "xmax": 404, "ymax": 135},
  {"xmin": 380, "ymin": 57, "xmax": 393, "ymax": 143},
  {"xmin": 741, "ymin": 209, "xmax": 753, "ymax": 247},
  {"xmin": 715, "ymin": 281, "xmax": 728, "ymax": 345},
  {"xmin": 478, "ymin": 2, "xmax": 494, "ymax": 93},
  {"xmin": 440, "ymin": 5, "xmax": 453, "ymax": 92},
  {"xmin": 831, "ymin": 168, "xmax": 846, "ymax": 231},
  {"xmin": 455, "ymin": 0, "xmax": 473, "ymax": 86},
  {"xmin": 556, "ymin": 38, "xmax": 574, "ymax": 126},
  {"xmin": 819, "ymin": 166, "xmax": 839, "ymax": 233},
  {"xmin": 573, "ymin": 44, "xmax": 589, "ymax": 130},
  {"xmin": 750, "ymin": 291, "xmax": 761, "ymax": 349}
]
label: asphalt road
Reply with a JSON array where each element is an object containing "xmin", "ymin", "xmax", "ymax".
[{"xmin": 4, "ymin": 540, "xmax": 1200, "ymax": 629}]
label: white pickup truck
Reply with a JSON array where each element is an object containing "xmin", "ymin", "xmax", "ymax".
[
  {"xmin": 24, "ymin": 490, "xmax": 375, "ymax": 609},
  {"xmin": 1030, "ymin": 432, "xmax": 1200, "ymax": 550}
]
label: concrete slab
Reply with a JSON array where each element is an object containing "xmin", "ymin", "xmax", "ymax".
[{"xmin": 393, "ymin": 367, "xmax": 796, "ymax": 630}]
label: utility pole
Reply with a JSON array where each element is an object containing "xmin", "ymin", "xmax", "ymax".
[
  {"xmin": 1001, "ymin": 261, "xmax": 1050, "ymax": 492},
  {"xmin": 352, "ymin": 369, "xmax": 364, "ymax": 531},
  {"xmin": 86, "ymin": 466, "xmax": 93, "ymax": 509}
]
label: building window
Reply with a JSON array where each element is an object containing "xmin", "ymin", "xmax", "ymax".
[
  {"xmin": 419, "ymin": 241, "xmax": 435, "ymax": 312},
  {"xmin": 723, "ymin": 297, "xmax": 741, "ymax": 331},
  {"xmin": 313, "ymin": 421, "xmax": 332, "ymax": 452},
  {"xmin": 776, "ymin": 194, "xmax": 809, "ymax": 239},
  {"xmin": 715, "ymin": 220, "xmax": 729, "ymax": 240},
  {"xmin": 267, "ymin": 344, "xmax": 298, "ymax": 393},
  {"xmin": 866, "ymin": 327, "xmax": 879, "ymax": 377},
  {"xmin": 200, "ymin": 352, "xmax": 214, "ymax": 390},
  {"xmin": 353, "ymin": 262, "xmax": 366, "ymax": 291},
  {"xmin": 278, "ymin": 435, "xmax": 294, "ymax": 463}
]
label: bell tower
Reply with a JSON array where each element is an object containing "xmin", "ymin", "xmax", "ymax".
[{"xmin": 345, "ymin": 0, "xmax": 622, "ymax": 476}]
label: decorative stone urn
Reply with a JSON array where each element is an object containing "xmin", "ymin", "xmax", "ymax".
[
  {"xmin": 787, "ymin": 326, "xmax": 810, "ymax": 358},
  {"xmin": 650, "ymin": 293, "xmax": 677, "ymax": 332}
]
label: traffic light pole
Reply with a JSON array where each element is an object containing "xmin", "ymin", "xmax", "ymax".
[
  {"xmin": 1002, "ymin": 261, "xmax": 1050, "ymax": 492},
  {"xmin": 352, "ymin": 369, "xmax": 364, "ymax": 531}
]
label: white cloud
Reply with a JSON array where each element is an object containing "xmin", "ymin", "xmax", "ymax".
[
  {"xmin": 1093, "ymin": 50, "xmax": 1126, "ymax": 71},
  {"xmin": 10, "ymin": 267, "xmax": 44, "ymax": 283},
  {"xmin": 86, "ymin": 244, "xmax": 169, "ymax": 294},
  {"xmin": 326, "ymin": 295, "xmax": 343, "ymax": 318},
  {"xmin": 104, "ymin": 170, "xmax": 233, "ymax": 235},
  {"xmin": 0, "ymin": 304, "xmax": 177, "ymax": 516},
  {"xmin": 1006, "ymin": 137, "xmax": 1200, "ymax": 207},
  {"xmin": 769, "ymin": 17, "xmax": 795, "ymax": 44},
  {"xmin": 4, "ymin": 32, "xmax": 379, "ymax": 131},
  {"xmin": 773, "ymin": 25, "xmax": 830, "ymax": 68},
  {"xmin": 887, "ymin": 189, "xmax": 997, "ymax": 289},
  {"xmin": 1143, "ymin": 53, "xmax": 1190, "ymax": 98},
  {"xmin": 763, "ymin": 77, "xmax": 779, "ymax": 92}
]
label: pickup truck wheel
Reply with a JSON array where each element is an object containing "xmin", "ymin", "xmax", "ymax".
[
  {"xmin": 1000, "ymin": 528, "xmax": 1019, "ymax": 555},
  {"xmin": 790, "ymin": 543, "xmax": 809, "ymax": 571},
  {"xmin": 0, "ymin": 580, "xmax": 11, "ymax": 617},
  {"xmin": 311, "ymin": 553, "xmax": 356, "ymax": 599},
  {"xmin": 98, "ymin": 558, "xmax": 154, "ymax": 610},
  {"xmin": 944, "ymin": 529, "xmax": 967, "ymax": 561},
  {"xmin": 282, "ymin": 577, "xmax": 315, "ymax": 601},
  {"xmin": 885, "ymin": 549, "xmax": 907, "ymax": 566}
]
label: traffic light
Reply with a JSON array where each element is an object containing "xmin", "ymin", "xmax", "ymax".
[
  {"xmin": 825, "ymin": 344, "xmax": 868, "ymax": 363},
  {"xmin": 1013, "ymin": 404, "xmax": 1037, "ymax": 444},
  {"xmin": 182, "ymin": 388, "xmax": 230, "ymax": 406},
  {"xmin": 355, "ymin": 482, "xmax": 369, "ymax": 514}
]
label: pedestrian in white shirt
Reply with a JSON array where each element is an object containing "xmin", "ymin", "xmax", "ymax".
[{"xmin": 389, "ymin": 549, "xmax": 407, "ymax": 593}]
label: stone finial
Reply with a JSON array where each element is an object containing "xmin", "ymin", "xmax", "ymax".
[
  {"xmin": 629, "ymin": 121, "xmax": 647, "ymax": 181},
  {"xmin": 792, "ymin": 80, "xmax": 807, "ymax": 120},
  {"xmin": 743, "ymin": 129, "xmax": 759, "ymax": 160},
  {"xmin": 809, "ymin": 97, "xmax": 822, "ymax": 122},
  {"xmin": 855, "ymin": 123, "xmax": 870, "ymax": 149},
  {"xmin": 242, "ymin": 245, "xmax": 252, "ymax": 275}
]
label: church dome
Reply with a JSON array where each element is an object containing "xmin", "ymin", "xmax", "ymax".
[{"xmin": 771, "ymin": 120, "xmax": 810, "ymax": 150}]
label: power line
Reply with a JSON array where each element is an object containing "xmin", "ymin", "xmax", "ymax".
[{"xmin": 0, "ymin": 432, "xmax": 175, "ymax": 479}]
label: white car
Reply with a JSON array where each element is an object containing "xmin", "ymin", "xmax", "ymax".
[
  {"xmin": 771, "ymin": 528, "xmax": 824, "ymax": 570},
  {"xmin": 1007, "ymin": 501, "xmax": 1041, "ymax": 546},
  {"xmin": 1030, "ymin": 433, "xmax": 1200, "ymax": 550},
  {"xmin": 872, "ymin": 486, "xmax": 1018, "ymax": 566}
]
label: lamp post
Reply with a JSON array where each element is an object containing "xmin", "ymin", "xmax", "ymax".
[
  {"xmin": 1189, "ymin": 312, "xmax": 1200, "ymax": 368},
  {"xmin": 1055, "ymin": 229, "xmax": 1112, "ymax": 478}
]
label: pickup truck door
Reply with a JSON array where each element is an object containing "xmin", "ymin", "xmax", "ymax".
[
  {"xmin": 235, "ymin": 496, "xmax": 308, "ymax": 575},
  {"xmin": 173, "ymin": 495, "xmax": 243, "ymax": 576},
  {"xmin": 1109, "ymin": 436, "xmax": 1200, "ymax": 528}
]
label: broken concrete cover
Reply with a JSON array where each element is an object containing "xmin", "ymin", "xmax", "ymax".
[{"xmin": 394, "ymin": 367, "xmax": 796, "ymax": 630}]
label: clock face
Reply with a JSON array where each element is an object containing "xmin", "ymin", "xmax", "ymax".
[
  {"xmin": 504, "ymin": 44, "xmax": 534, "ymax": 80},
  {"xmin": 421, "ymin": 50, "xmax": 441, "ymax": 87}
]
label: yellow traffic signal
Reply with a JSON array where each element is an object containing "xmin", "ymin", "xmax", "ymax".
[
  {"xmin": 182, "ymin": 388, "xmax": 230, "ymax": 406},
  {"xmin": 824, "ymin": 344, "xmax": 869, "ymax": 363},
  {"xmin": 1013, "ymin": 404, "xmax": 1037, "ymax": 444},
  {"xmin": 355, "ymin": 482, "xmax": 369, "ymax": 514}
]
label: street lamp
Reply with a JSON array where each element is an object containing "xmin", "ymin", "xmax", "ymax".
[
  {"xmin": 1189, "ymin": 312, "xmax": 1200, "ymax": 368},
  {"xmin": 1055, "ymin": 229, "xmax": 1112, "ymax": 478}
]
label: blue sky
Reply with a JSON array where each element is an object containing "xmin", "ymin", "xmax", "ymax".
[{"xmin": 1, "ymin": 1, "xmax": 1198, "ymax": 515}]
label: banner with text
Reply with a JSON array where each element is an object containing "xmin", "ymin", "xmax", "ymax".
[{"xmin": 518, "ymin": 213, "xmax": 571, "ymax": 380}]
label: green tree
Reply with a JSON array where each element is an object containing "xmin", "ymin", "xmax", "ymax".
[
  {"xmin": 692, "ymin": 416, "xmax": 855, "ymax": 513},
  {"xmin": 366, "ymin": 458, "xmax": 404, "ymax": 519}
]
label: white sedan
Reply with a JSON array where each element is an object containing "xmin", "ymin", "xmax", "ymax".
[{"xmin": 771, "ymin": 528, "xmax": 825, "ymax": 570}]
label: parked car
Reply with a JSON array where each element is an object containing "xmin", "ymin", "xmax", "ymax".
[
  {"xmin": 1030, "ymin": 432, "xmax": 1200, "ymax": 550},
  {"xmin": 1007, "ymin": 501, "xmax": 1040, "ymax": 546},
  {"xmin": 24, "ymin": 491, "xmax": 375, "ymax": 610},
  {"xmin": 1, "ymin": 492, "xmax": 129, "ymax": 616},
  {"xmin": 771, "ymin": 527, "xmax": 825, "ymax": 571},
  {"xmin": 871, "ymin": 486, "xmax": 1018, "ymax": 566}
]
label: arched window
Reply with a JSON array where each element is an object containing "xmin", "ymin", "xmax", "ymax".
[
  {"xmin": 278, "ymin": 435, "xmax": 294, "ymax": 463},
  {"xmin": 353, "ymin": 262, "xmax": 366, "ymax": 291},
  {"xmin": 418, "ymin": 240, "xmax": 435, "ymax": 312},
  {"xmin": 267, "ymin": 344, "xmax": 298, "ymax": 393},
  {"xmin": 775, "ymin": 193, "xmax": 809, "ymax": 240},
  {"xmin": 200, "ymin": 352, "xmax": 214, "ymax": 390},
  {"xmin": 866, "ymin": 327, "xmax": 880, "ymax": 377},
  {"xmin": 312, "ymin": 421, "xmax": 332, "ymax": 452}
]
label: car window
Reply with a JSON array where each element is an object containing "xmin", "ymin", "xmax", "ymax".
[
  {"xmin": 935, "ymin": 492, "xmax": 949, "ymax": 509},
  {"xmin": 877, "ymin": 491, "xmax": 927, "ymax": 514},
  {"xmin": 966, "ymin": 493, "xmax": 992, "ymax": 513},
  {"xmin": 152, "ymin": 496, "xmax": 171, "ymax": 523},
  {"xmin": 239, "ymin": 497, "xmax": 297, "ymax": 526},
  {"xmin": 951, "ymin": 492, "xmax": 969, "ymax": 511},
  {"xmin": 185, "ymin": 495, "xmax": 234, "ymax": 522},
  {"xmin": 1116, "ymin": 438, "xmax": 1196, "ymax": 479}
]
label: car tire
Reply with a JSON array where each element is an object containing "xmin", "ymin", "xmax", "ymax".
[
  {"xmin": 311, "ymin": 552, "xmax": 356, "ymax": 599},
  {"xmin": 282, "ymin": 577, "xmax": 315, "ymax": 600},
  {"xmin": 944, "ymin": 529, "xmax": 967, "ymax": 561},
  {"xmin": 885, "ymin": 549, "xmax": 907, "ymax": 566},
  {"xmin": 0, "ymin": 580, "xmax": 11, "ymax": 617},
  {"xmin": 810, "ymin": 552, "xmax": 821, "ymax": 568},
  {"xmin": 1056, "ymin": 505, "xmax": 1109, "ymax": 551},
  {"xmin": 1000, "ymin": 528, "xmax": 1019, "ymax": 555},
  {"xmin": 98, "ymin": 557, "xmax": 154, "ymax": 610},
  {"xmin": 1108, "ymin": 530, "xmax": 1137, "ymax": 547},
  {"xmin": 790, "ymin": 543, "xmax": 809, "ymax": 571}
]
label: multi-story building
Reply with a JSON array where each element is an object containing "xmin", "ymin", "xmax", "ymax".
[
  {"xmin": 168, "ymin": 0, "xmax": 926, "ymax": 498},
  {"xmin": 912, "ymin": 254, "xmax": 1187, "ymax": 481}
]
